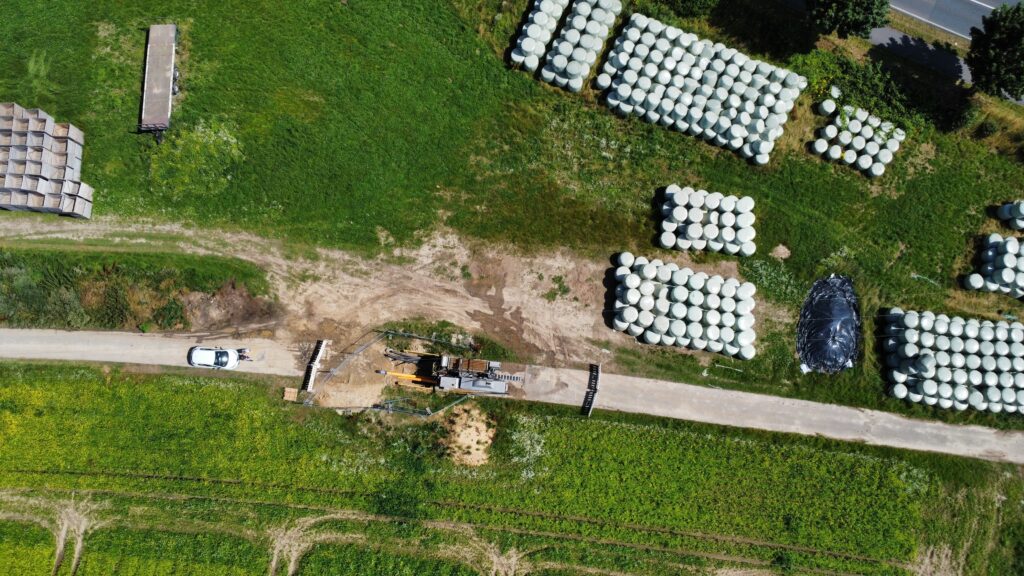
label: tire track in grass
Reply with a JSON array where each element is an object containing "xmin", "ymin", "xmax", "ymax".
[
  {"xmin": 2, "ymin": 486, "xmax": 789, "ymax": 574},
  {"xmin": 1, "ymin": 471, "xmax": 906, "ymax": 573}
]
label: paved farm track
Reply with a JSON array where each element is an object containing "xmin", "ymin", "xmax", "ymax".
[{"xmin": 3, "ymin": 328, "xmax": 1024, "ymax": 464}]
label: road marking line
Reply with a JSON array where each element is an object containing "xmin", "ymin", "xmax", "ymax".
[
  {"xmin": 890, "ymin": 6, "xmax": 972, "ymax": 39},
  {"xmin": 963, "ymin": 0, "xmax": 997, "ymax": 10}
]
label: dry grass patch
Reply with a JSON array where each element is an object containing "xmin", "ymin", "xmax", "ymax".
[{"xmin": 442, "ymin": 404, "xmax": 496, "ymax": 467}]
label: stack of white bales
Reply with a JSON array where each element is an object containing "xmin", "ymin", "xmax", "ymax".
[
  {"xmin": 812, "ymin": 98, "xmax": 905, "ymax": 178},
  {"xmin": 541, "ymin": 0, "xmax": 623, "ymax": 92},
  {"xmin": 884, "ymin": 308, "xmax": 1024, "ymax": 413},
  {"xmin": 997, "ymin": 201, "xmax": 1024, "ymax": 231},
  {"xmin": 658, "ymin": 184, "xmax": 756, "ymax": 256},
  {"xmin": 611, "ymin": 252, "xmax": 758, "ymax": 359},
  {"xmin": 511, "ymin": 0, "xmax": 572, "ymax": 72},
  {"xmin": 596, "ymin": 13, "xmax": 806, "ymax": 164},
  {"xmin": 964, "ymin": 233, "xmax": 1024, "ymax": 298}
]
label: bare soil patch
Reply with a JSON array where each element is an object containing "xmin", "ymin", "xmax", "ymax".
[
  {"xmin": 182, "ymin": 282, "xmax": 278, "ymax": 332},
  {"xmin": 769, "ymin": 244, "xmax": 791, "ymax": 260},
  {"xmin": 442, "ymin": 404, "xmax": 496, "ymax": 467},
  {"xmin": 906, "ymin": 142, "xmax": 937, "ymax": 178},
  {"xmin": 310, "ymin": 335, "xmax": 389, "ymax": 410}
]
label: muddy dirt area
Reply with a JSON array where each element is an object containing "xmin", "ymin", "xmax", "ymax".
[
  {"xmin": 769, "ymin": 244, "xmax": 791, "ymax": 260},
  {"xmin": 311, "ymin": 339, "xmax": 390, "ymax": 410}
]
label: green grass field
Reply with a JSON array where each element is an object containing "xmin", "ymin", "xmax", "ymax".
[
  {"xmin": 4, "ymin": 0, "xmax": 1024, "ymax": 419},
  {"xmin": 0, "ymin": 363, "xmax": 1021, "ymax": 574},
  {"xmin": 1, "ymin": 0, "xmax": 536, "ymax": 251},
  {"xmin": 3, "ymin": 1, "xmax": 1024, "ymax": 571}
]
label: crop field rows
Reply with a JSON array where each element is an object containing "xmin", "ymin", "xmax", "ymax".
[
  {"xmin": 0, "ymin": 485, "xmax": 907, "ymax": 576},
  {"xmin": 0, "ymin": 364, "xmax": 1020, "ymax": 574},
  {"xmin": 0, "ymin": 465, "xmax": 918, "ymax": 570}
]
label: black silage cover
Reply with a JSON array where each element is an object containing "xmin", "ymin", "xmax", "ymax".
[{"xmin": 796, "ymin": 275, "xmax": 862, "ymax": 374}]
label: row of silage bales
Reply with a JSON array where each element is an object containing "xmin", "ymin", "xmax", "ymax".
[
  {"xmin": 596, "ymin": 13, "xmax": 807, "ymax": 164},
  {"xmin": 511, "ymin": 0, "xmax": 572, "ymax": 72},
  {"xmin": 964, "ymin": 233, "xmax": 1024, "ymax": 299},
  {"xmin": 997, "ymin": 200, "xmax": 1024, "ymax": 231},
  {"xmin": 540, "ymin": 0, "xmax": 623, "ymax": 92},
  {"xmin": 883, "ymin": 308, "xmax": 1024, "ymax": 413},
  {"xmin": 611, "ymin": 252, "xmax": 758, "ymax": 359},
  {"xmin": 811, "ymin": 88, "xmax": 905, "ymax": 178},
  {"xmin": 659, "ymin": 184, "xmax": 757, "ymax": 256}
]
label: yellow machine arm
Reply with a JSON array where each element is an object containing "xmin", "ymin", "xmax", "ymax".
[{"xmin": 375, "ymin": 370, "xmax": 437, "ymax": 386}]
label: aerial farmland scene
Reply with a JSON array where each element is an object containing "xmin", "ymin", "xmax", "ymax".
[{"xmin": 2, "ymin": 0, "xmax": 1024, "ymax": 574}]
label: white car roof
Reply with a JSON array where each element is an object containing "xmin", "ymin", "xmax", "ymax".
[{"xmin": 191, "ymin": 347, "xmax": 238, "ymax": 368}]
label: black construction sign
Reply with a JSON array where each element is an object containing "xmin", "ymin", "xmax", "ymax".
[{"xmin": 581, "ymin": 363, "xmax": 601, "ymax": 417}]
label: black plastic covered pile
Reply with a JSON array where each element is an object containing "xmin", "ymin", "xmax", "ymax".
[{"xmin": 796, "ymin": 275, "xmax": 861, "ymax": 374}]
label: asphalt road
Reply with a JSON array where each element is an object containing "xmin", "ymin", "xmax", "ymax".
[
  {"xmin": 891, "ymin": 0, "xmax": 1021, "ymax": 38},
  {"xmin": 0, "ymin": 329, "xmax": 303, "ymax": 377},
  {"xmin": 4, "ymin": 329, "xmax": 1023, "ymax": 464},
  {"xmin": 519, "ymin": 366, "xmax": 1024, "ymax": 464}
]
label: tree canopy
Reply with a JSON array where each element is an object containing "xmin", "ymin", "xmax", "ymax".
[
  {"xmin": 808, "ymin": 0, "xmax": 888, "ymax": 39},
  {"xmin": 967, "ymin": 4, "xmax": 1024, "ymax": 100}
]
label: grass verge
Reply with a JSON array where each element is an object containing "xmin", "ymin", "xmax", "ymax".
[{"xmin": 0, "ymin": 246, "xmax": 269, "ymax": 331}]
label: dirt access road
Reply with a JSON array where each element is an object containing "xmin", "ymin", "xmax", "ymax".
[
  {"xmin": 4, "ymin": 215, "xmax": 1024, "ymax": 463},
  {"xmin": 3, "ymin": 328, "xmax": 1024, "ymax": 464},
  {"xmin": 0, "ymin": 215, "xmax": 635, "ymax": 366}
]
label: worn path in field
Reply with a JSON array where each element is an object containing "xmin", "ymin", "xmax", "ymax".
[
  {"xmin": 3, "ymin": 328, "xmax": 1024, "ymax": 464},
  {"xmin": 4, "ymin": 215, "xmax": 1024, "ymax": 463},
  {"xmin": 0, "ymin": 215, "xmax": 620, "ymax": 366}
]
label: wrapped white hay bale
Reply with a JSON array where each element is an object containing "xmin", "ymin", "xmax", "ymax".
[
  {"xmin": 512, "ymin": 0, "xmax": 573, "ymax": 71},
  {"xmin": 809, "ymin": 88, "xmax": 906, "ymax": 177},
  {"xmin": 611, "ymin": 253, "xmax": 757, "ymax": 358},
  {"xmin": 964, "ymin": 233, "xmax": 1024, "ymax": 299},
  {"xmin": 997, "ymin": 200, "xmax": 1024, "ymax": 231},
  {"xmin": 599, "ymin": 14, "xmax": 804, "ymax": 163},
  {"xmin": 542, "ymin": 0, "xmax": 623, "ymax": 92},
  {"xmin": 882, "ymin": 308, "xmax": 1024, "ymax": 414},
  {"xmin": 660, "ymin": 185, "xmax": 756, "ymax": 255}
]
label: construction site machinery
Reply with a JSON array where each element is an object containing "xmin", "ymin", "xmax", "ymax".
[{"xmin": 377, "ymin": 348, "xmax": 521, "ymax": 395}]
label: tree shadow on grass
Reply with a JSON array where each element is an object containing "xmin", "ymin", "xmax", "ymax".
[
  {"xmin": 873, "ymin": 32, "xmax": 967, "ymax": 82},
  {"xmin": 707, "ymin": 0, "xmax": 818, "ymax": 61},
  {"xmin": 865, "ymin": 44, "xmax": 975, "ymax": 132}
]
